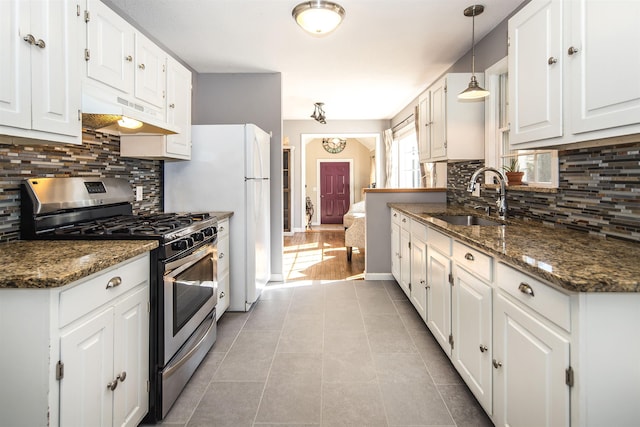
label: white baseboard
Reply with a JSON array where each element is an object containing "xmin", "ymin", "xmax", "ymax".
[
  {"xmin": 270, "ymin": 273, "xmax": 284, "ymax": 282},
  {"xmin": 364, "ymin": 272, "xmax": 394, "ymax": 281}
]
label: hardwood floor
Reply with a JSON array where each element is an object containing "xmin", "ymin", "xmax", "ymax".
[{"xmin": 283, "ymin": 227, "xmax": 365, "ymax": 281}]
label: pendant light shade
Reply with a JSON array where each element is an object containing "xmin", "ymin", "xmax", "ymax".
[
  {"xmin": 458, "ymin": 5, "xmax": 489, "ymax": 100},
  {"xmin": 292, "ymin": 1, "xmax": 346, "ymax": 36}
]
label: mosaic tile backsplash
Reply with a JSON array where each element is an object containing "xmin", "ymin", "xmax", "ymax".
[
  {"xmin": 448, "ymin": 141, "xmax": 640, "ymax": 242},
  {"xmin": 0, "ymin": 131, "xmax": 162, "ymax": 242}
]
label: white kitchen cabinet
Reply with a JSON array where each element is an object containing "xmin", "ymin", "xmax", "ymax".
[
  {"xmin": 0, "ymin": 0, "xmax": 82, "ymax": 144},
  {"xmin": 425, "ymin": 235, "xmax": 452, "ymax": 354},
  {"xmin": 216, "ymin": 218, "xmax": 230, "ymax": 319},
  {"xmin": 508, "ymin": 0, "xmax": 640, "ymax": 149},
  {"xmin": 134, "ymin": 33, "xmax": 166, "ymax": 110},
  {"xmin": 390, "ymin": 209, "xmax": 401, "ymax": 282},
  {"xmin": 0, "ymin": 253, "xmax": 150, "ymax": 427},
  {"xmin": 417, "ymin": 73, "xmax": 485, "ymax": 162},
  {"xmin": 451, "ymin": 264, "xmax": 493, "ymax": 414},
  {"xmin": 409, "ymin": 220, "xmax": 428, "ymax": 320},
  {"xmin": 399, "ymin": 215, "xmax": 412, "ymax": 297}
]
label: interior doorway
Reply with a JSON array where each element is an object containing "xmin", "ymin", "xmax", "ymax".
[{"xmin": 320, "ymin": 161, "xmax": 350, "ymax": 224}]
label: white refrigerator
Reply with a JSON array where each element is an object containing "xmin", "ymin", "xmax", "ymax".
[{"xmin": 164, "ymin": 124, "xmax": 271, "ymax": 311}]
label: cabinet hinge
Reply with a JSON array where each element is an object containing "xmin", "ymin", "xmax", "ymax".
[
  {"xmin": 84, "ymin": 10, "xmax": 90, "ymax": 23},
  {"xmin": 85, "ymin": 48, "xmax": 90, "ymax": 61},
  {"xmin": 56, "ymin": 361, "xmax": 64, "ymax": 380},
  {"xmin": 77, "ymin": 109, "xmax": 82, "ymax": 121},
  {"xmin": 146, "ymin": 380, "xmax": 150, "ymax": 393},
  {"xmin": 565, "ymin": 366, "xmax": 574, "ymax": 387},
  {"xmin": 408, "ymin": 241, "xmax": 411, "ymax": 249},
  {"xmin": 444, "ymin": 141, "xmax": 447, "ymax": 149},
  {"xmin": 77, "ymin": 4, "xmax": 81, "ymax": 16},
  {"xmin": 408, "ymin": 282, "xmax": 412, "ymax": 291},
  {"xmin": 448, "ymin": 273, "xmax": 454, "ymax": 286},
  {"xmin": 448, "ymin": 334, "xmax": 454, "ymax": 349},
  {"xmin": 147, "ymin": 301, "xmax": 151, "ymax": 313},
  {"xmin": 507, "ymin": 36, "xmax": 510, "ymax": 47}
]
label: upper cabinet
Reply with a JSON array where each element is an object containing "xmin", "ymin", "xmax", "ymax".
[
  {"xmin": 417, "ymin": 73, "xmax": 485, "ymax": 162},
  {"xmin": 0, "ymin": 0, "xmax": 82, "ymax": 145},
  {"xmin": 509, "ymin": 0, "xmax": 640, "ymax": 149}
]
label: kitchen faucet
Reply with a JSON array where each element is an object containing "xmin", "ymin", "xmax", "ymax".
[{"xmin": 467, "ymin": 166, "xmax": 508, "ymax": 219}]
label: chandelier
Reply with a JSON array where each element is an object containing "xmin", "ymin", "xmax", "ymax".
[{"xmin": 310, "ymin": 102, "xmax": 327, "ymax": 124}]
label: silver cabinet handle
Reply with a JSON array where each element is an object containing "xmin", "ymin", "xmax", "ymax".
[
  {"xmin": 169, "ymin": 103, "xmax": 175, "ymax": 108},
  {"xmin": 464, "ymin": 253, "xmax": 475, "ymax": 261},
  {"xmin": 402, "ymin": 218, "xmax": 407, "ymax": 223},
  {"xmin": 219, "ymin": 291, "xmax": 225, "ymax": 299},
  {"xmin": 219, "ymin": 253, "xmax": 224, "ymax": 259},
  {"xmin": 219, "ymin": 226, "xmax": 224, "ymax": 232},
  {"xmin": 493, "ymin": 359, "xmax": 502, "ymax": 369},
  {"xmin": 35, "ymin": 39, "xmax": 45, "ymax": 48},
  {"xmin": 548, "ymin": 57, "xmax": 557, "ymax": 65},
  {"xmin": 106, "ymin": 276, "xmax": 122, "ymax": 289},
  {"xmin": 568, "ymin": 46, "xmax": 579, "ymax": 55},
  {"xmin": 107, "ymin": 378, "xmax": 118, "ymax": 391},
  {"xmin": 138, "ymin": 63, "xmax": 146, "ymax": 70},
  {"xmin": 393, "ymin": 213, "xmax": 398, "ymax": 217},
  {"xmin": 23, "ymin": 34, "xmax": 36, "ymax": 45},
  {"xmin": 125, "ymin": 55, "xmax": 133, "ymax": 62},
  {"xmin": 117, "ymin": 371, "xmax": 127, "ymax": 382},
  {"xmin": 518, "ymin": 282, "xmax": 535, "ymax": 297},
  {"xmin": 420, "ymin": 280, "xmax": 426, "ymax": 285},
  {"xmin": 479, "ymin": 344, "xmax": 488, "ymax": 353}
]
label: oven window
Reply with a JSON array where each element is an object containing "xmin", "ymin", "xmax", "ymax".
[{"xmin": 173, "ymin": 254, "xmax": 215, "ymax": 334}]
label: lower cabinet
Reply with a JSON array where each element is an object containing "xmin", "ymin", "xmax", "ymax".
[
  {"xmin": 426, "ymin": 247, "xmax": 451, "ymax": 353},
  {"xmin": 409, "ymin": 220, "xmax": 428, "ymax": 320},
  {"xmin": 0, "ymin": 253, "xmax": 150, "ymax": 427},
  {"xmin": 216, "ymin": 218, "xmax": 230, "ymax": 319}
]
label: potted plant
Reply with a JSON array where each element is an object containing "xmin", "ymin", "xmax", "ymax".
[{"xmin": 503, "ymin": 158, "xmax": 524, "ymax": 186}]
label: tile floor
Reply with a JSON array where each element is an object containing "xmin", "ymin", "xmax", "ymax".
[{"xmin": 150, "ymin": 280, "xmax": 493, "ymax": 426}]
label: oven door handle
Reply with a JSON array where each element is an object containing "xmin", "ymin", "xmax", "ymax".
[
  {"xmin": 163, "ymin": 313, "xmax": 216, "ymax": 378},
  {"xmin": 164, "ymin": 245, "xmax": 215, "ymax": 276}
]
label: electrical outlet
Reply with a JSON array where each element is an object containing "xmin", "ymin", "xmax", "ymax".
[
  {"xmin": 136, "ymin": 186, "xmax": 143, "ymax": 201},
  {"xmin": 472, "ymin": 186, "xmax": 481, "ymax": 197}
]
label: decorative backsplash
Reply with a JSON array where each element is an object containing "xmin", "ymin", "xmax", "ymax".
[
  {"xmin": 448, "ymin": 141, "xmax": 640, "ymax": 242},
  {"xmin": 0, "ymin": 131, "xmax": 163, "ymax": 242}
]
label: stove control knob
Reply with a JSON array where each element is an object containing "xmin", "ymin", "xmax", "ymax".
[
  {"xmin": 203, "ymin": 227, "xmax": 214, "ymax": 237},
  {"xmin": 171, "ymin": 238, "xmax": 192, "ymax": 251},
  {"xmin": 192, "ymin": 232, "xmax": 204, "ymax": 242}
]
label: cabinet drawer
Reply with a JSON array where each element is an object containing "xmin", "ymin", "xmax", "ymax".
[
  {"xmin": 59, "ymin": 255, "xmax": 149, "ymax": 327},
  {"xmin": 400, "ymin": 214, "xmax": 411, "ymax": 229},
  {"xmin": 453, "ymin": 242, "xmax": 492, "ymax": 282},
  {"xmin": 391, "ymin": 209, "xmax": 401, "ymax": 225},
  {"xmin": 497, "ymin": 263, "xmax": 571, "ymax": 331},
  {"xmin": 217, "ymin": 218, "xmax": 229, "ymax": 238},
  {"xmin": 428, "ymin": 227, "xmax": 452, "ymax": 256},
  {"xmin": 410, "ymin": 219, "xmax": 427, "ymax": 241}
]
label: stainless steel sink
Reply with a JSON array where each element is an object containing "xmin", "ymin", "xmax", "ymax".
[{"xmin": 431, "ymin": 214, "xmax": 503, "ymax": 226}]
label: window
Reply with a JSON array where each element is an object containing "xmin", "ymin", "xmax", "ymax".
[
  {"xmin": 485, "ymin": 58, "xmax": 559, "ymax": 188},
  {"xmin": 389, "ymin": 123, "xmax": 420, "ymax": 188}
]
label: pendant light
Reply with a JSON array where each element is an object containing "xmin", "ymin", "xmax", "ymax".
[
  {"xmin": 310, "ymin": 102, "xmax": 327, "ymax": 124},
  {"xmin": 292, "ymin": 1, "xmax": 346, "ymax": 36},
  {"xmin": 458, "ymin": 5, "xmax": 490, "ymax": 100}
]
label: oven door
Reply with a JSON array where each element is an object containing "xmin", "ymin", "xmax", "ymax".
[{"xmin": 163, "ymin": 242, "xmax": 217, "ymax": 365}]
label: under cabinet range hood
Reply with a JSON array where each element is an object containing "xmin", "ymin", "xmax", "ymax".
[{"xmin": 81, "ymin": 89, "xmax": 179, "ymax": 136}]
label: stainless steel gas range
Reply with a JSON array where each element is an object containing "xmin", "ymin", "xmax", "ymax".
[{"xmin": 20, "ymin": 176, "xmax": 218, "ymax": 422}]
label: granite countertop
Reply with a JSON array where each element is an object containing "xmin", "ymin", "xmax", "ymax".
[
  {"xmin": 0, "ymin": 240, "xmax": 158, "ymax": 289},
  {"xmin": 212, "ymin": 211, "xmax": 233, "ymax": 221},
  {"xmin": 389, "ymin": 203, "xmax": 640, "ymax": 293}
]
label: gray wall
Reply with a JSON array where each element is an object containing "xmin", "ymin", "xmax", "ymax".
[
  {"xmin": 193, "ymin": 73, "xmax": 285, "ymax": 280},
  {"xmin": 283, "ymin": 119, "xmax": 390, "ymax": 230}
]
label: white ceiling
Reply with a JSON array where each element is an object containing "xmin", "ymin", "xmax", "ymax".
[{"xmin": 105, "ymin": 0, "xmax": 523, "ymax": 121}]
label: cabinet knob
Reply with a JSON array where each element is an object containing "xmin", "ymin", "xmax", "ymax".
[
  {"xmin": 35, "ymin": 39, "xmax": 46, "ymax": 49},
  {"xmin": 107, "ymin": 379, "xmax": 118, "ymax": 391},
  {"xmin": 518, "ymin": 282, "xmax": 535, "ymax": 297},
  {"xmin": 106, "ymin": 276, "xmax": 122, "ymax": 289},
  {"xmin": 219, "ymin": 253, "xmax": 224, "ymax": 259},
  {"xmin": 548, "ymin": 56, "xmax": 557, "ymax": 65},
  {"xmin": 125, "ymin": 55, "xmax": 133, "ymax": 62},
  {"xmin": 402, "ymin": 218, "xmax": 407, "ymax": 223},
  {"xmin": 169, "ymin": 103, "xmax": 175, "ymax": 108},
  {"xmin": 138, "ymin": 63, "xmax": 146, "ymax": 70},
  {"xmin": 117, "ymin": 371, "xmax": 127, "ymax": 382},
  {"xmin": 492, "ymin": 359, "xmax": 502, "ymax": 369},
  {"xmin": 219, "ymin": 226, "xmax": 224, "ymax": 232},
  {"xmin": 464, "ymin": 252, "xmax": 475, "ymax": 261},
  {"xmin": 23, "ymin": 34, "xmax": 36, "ymax": 45},
  {"xmin": 479, "ymin": 344, "xmax": 488, "ymax": 353},
  {"xmin": 568, "ymin": 46, "xmax": 579, "ymax": 55},
  {"xmin": 220, "ymin": 291, "xmax": 225, "ymax": 299}
]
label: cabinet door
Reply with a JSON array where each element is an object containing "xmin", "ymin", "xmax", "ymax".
[
  {"xmin": 134, "ymin": 33, "xmax": 166, "ymax": 109},
  {"xmin": 30, "ymin": 0, "xmax": 81, "ymax": 137},
  {"xmin": 429, "ymin": 78, "xmax": 447, "ymax": 159},
  {"xmin": 399, "ymin": 226, "xmax": 411, "ymax": 297},
  {"xmin": 86, "ymin": 0, "xmax": 134, "ymax": 93},
  {"xmin": 451, "ymin": 266, "xmax": 492, "ymax": 414},
  {"xmin": 417, "ymin": 93, "xmax": 431, "ymax": 161},
  {"xmin": 217, "ymin": 271, "xmax": 230, "ymax": 320},
  {"xmin": 493, "ymin": 291, "xmax": 570, "ymax": 427},
  {"xmin": 426, "ymin": 248, "xmax": 451, "ymax": 353},
  {"xmin": 391, "ymin": 219, "xmax": 401, "ymax": 282},
  {"xmin": 166, "ymin": 57, "xmax": 191, "ymax": 158},
  {"xmin": 409, "ymin": 234, "xmax": 427, "ymax": 320},
  {"xmin": 113, "ymin": 285, "xmax": 149, "ymax": 427},
  {"xmin": 60, "ymin": 307, "xmax": 115, "ymax": 427},
  {"xmin": 0, "ymin": 0, "xmax": 31, "ymax": 130},
  {"xmin": 508, "ymin": 0, "xmax": 563, "ymax": 145},
  {"xmin": 569, "ymin": 0, "xmax": 640, "ymax": 134}
]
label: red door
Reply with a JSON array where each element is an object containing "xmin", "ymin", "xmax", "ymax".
[{"xmin": 320, "ymin": 162, "xmax": 350, "ymax": 224}]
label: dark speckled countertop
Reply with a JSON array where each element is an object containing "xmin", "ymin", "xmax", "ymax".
[
  {"xmin": 0, "ymin": 240, "xmax": 158, "ymax": 289},
  {"xmin": 389, "ymin": 203, "xmax": 640, "ymax": 293}
]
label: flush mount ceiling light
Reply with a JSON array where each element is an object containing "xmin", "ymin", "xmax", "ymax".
[
  {"xmin": 292, "ymin": 1, "xmax": 346, "ymax": 36},
  {"xmin": 458, "ymin": 4, "xmax": 490, "ymax": 100},
  {"xmin": 310, "ymin": 102, "xmax": 327, "ymax": 124}
]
